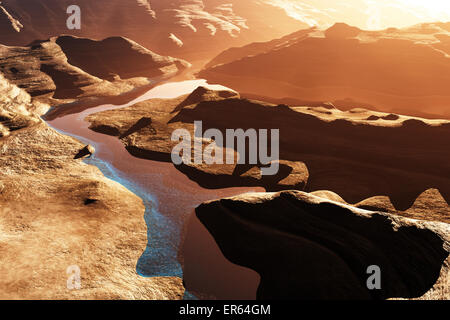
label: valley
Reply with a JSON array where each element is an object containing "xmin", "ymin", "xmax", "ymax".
[{"xmin": 0, "ymin": 1, "xmax": 449, "ymax": 301}]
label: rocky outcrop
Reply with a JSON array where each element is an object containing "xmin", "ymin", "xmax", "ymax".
[
  {"xmin": 0, "ymin": 35, "xmax": 189, "ymax": 109},
  {"xmin": 74, "ymin": 144, "xmax": 95, "ymax": 159},
  {"xmin": 173, "ymin": 86, "xmax": 239, "ymax": 113},
  {"xmin": 86, "ymin": 88, "xmax": 450, "ymax": 211},
  {"xmin": 53, "ymin": 36, "xmax": 190, "ymax": 81},
  {"xmin": 193, "ymin": 190, "xmax": 450, "ymax": 300},
  {"xmin": 0, "ymin": 72, "xmax": 40, "ymax": 137},
  {"xmin": 0, "ymin": 73, "xmax": 184, "ymax": 299},
  {"xmin": 200, "ymin": 22, "xmax": 450, "ymax": 119},
  {"xmin": 0, "ymin": 40, "xmax": 101, "ymax": 99},
  {"xmin": 86, "ymin": 87, "xmax": 309, "ymax": 191}
]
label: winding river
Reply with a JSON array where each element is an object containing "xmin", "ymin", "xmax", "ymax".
[{"xmin": 46, "ymin": 79, "xmax": 262, "ymax": 300}]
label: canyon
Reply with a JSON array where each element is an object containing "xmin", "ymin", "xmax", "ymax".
[
  {"xmin": 85, "ymin": 86, "xmax": 450, "ymax": 212},
  {"xmin": 0, "ymin": 3, "xmax": 449, "ymax": 300}
]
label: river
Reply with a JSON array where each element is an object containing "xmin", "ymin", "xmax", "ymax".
[{"xmin": 46, "ymin": 79, "xmax": 262, "ymax": 300}]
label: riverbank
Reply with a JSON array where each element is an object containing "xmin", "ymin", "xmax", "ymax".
[{"xmin": 46, "ymin": 80, "xmax": 264, "ymax": 299}]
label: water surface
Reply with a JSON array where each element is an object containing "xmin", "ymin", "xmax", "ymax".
[{"xmin": 46, "ymin": 80, "xmax": 262, "ymax": 299}]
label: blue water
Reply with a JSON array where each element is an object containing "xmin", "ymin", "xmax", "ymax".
[
  {"xmin": 44, "ymin": 80, "xmax": 243, "ymax": 299},
  {"xmin": 48, "ymin": 126, "xmax": 195, "ymax": 299}
]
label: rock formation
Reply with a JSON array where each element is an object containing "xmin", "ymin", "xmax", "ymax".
[
  {"xmin": 0, "ymin": 35, "xmax": 189, "ymax": 108},
  {"xmin": 1, "ymin": 0, "xmax": 448, "ymax": 302},
  {"xmin": 74, "ymin": 144, "xmax": 95, "ymax": 159},
  {"xmin": 86, "ymin": 87, "xmax": 310, "ymax": 191},
  {"xmin": 53, "ymin": 36, "xmax": 190, "ymax": 81},
  {"xmin": 86, "ymin": 88, "xmax": 450, "ymax": 212},
  {"xmin": 193, "ymin": 190, "xmax": 450, "ymax": 300}
]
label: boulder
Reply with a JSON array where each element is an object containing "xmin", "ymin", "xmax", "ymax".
[{"xmin": 195, "ymin": 190, "xmax": 450, "ymax": 300}]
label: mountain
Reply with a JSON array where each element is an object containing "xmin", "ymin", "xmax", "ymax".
[
  {"xmin": 0, "ymin": 0, "xmax": 306, "ymax": 65},
  {"xmin": 200, "ymin": 22, "xmax": 450, "ymax": 118},
  {"xmin": 0, "ymin": 35, "xmax": 189, "ymax": 106},
  {"xmin": 3, "ymin": 0, "xmax": 450, "ymax": 66}
]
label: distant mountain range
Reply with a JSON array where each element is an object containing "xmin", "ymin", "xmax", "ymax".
[
  {"xmin": 265, "ymin": 0, "xmax": 450, "ymax": 30},
  {"xmin": 3, "ymin": 1, "xmax": 450, "ymax": 118},
  {"xmin": 200, "ymin": 22, "xmax": 450, "ymax": 118},
  {"xmin": 0, "ymin": 0, "xmax": 306, "ymax": 64},
  {"xmin": 2, "ymin": 0, "xmax": 450, "ymax": 64}
]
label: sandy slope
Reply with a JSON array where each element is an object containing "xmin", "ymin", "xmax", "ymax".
[{"xmin": 0, "ymin": 74, "xmax": 184, "ymax": 299}]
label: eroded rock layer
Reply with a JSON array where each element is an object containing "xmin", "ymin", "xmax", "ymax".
[
  {"xmin": 0, "ymin": 35, "xmax": 189, "ymax": 108},
  {"xmin": 86, "ymin": 88, "xmax": 450, "ymax": 212},
  {"xmin": 195, "ymin": 191, "xmax": 450, "ymax": 300}
]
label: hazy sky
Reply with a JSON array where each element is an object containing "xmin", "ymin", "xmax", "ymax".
[{"xmin": 265, "ymin": 0, "xmax": 450, "ymax": 30}]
